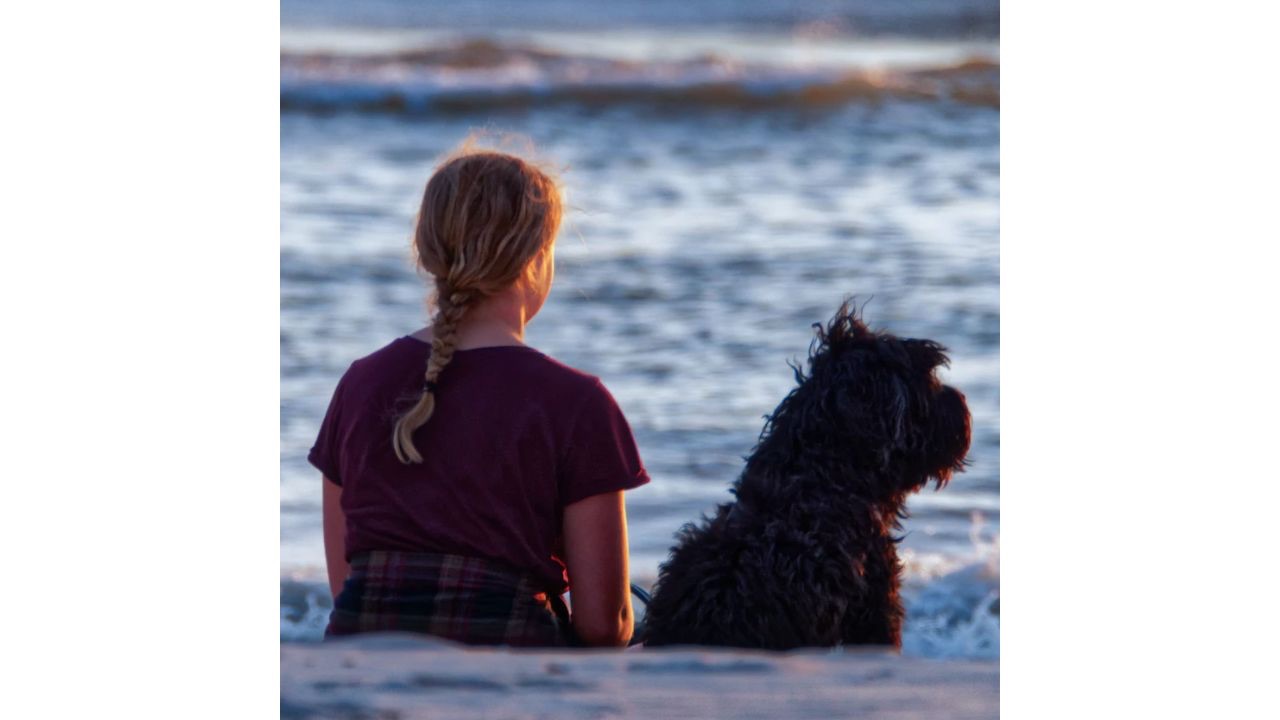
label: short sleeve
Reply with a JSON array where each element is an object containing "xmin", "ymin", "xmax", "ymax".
[
  {"xmin": 559, "ymin": 379, "xmax": 651, "ymax": 506},
  {"xmin": 308, "ymin": 371, "xmax": 348, "ymax": 486}
]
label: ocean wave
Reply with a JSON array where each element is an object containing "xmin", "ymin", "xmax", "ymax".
[
  {"xmin": 901, "ymin": 561, "xmax": 999, "ymax": 659},
  {"xmin": 281, "ymin": 39, "xmax": 998, "ymax": 112},
  {"xmin": 281, "ymin": 575, "xmax": 332, "ymax": 643},
  {"xmin": 900, "ymin": 512, "xmax": 1000, "ymax": 659}
]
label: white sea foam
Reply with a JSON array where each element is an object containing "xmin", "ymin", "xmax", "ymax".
[{"xmin": 901, "ymin": 513, "xmax": 1000, "ymax": 659}]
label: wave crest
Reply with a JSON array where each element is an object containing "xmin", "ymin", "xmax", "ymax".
[{"xmin": 281, "ymin": 39, "xmax": 998, "ymax": 112}]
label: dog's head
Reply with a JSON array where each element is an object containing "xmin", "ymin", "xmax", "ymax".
[{"xmin": 752, "ymin": 301, "xmax": 971, "ymax": 499}]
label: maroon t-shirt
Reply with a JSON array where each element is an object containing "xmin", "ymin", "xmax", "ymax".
[{"xmin": 308, "ymin": 336, "xmax": 650, "ymax": 594}]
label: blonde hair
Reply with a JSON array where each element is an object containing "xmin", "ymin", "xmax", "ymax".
[{"xmin": 392, "ymin": 143, "xmax": 563, "ymax": 463}]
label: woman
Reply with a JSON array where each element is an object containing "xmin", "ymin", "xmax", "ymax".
[{"xmin": 309, "ymin": 145, "xmax": 649, "ymax": 647}]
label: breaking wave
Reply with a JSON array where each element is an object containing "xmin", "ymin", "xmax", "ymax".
[
  {"xmin": 281, "ymin": 39, "xmax": 998, "ymax": 113},
  {"xmin": 899, "ymin": 511, "xmax": 999, "ymax": 659}
]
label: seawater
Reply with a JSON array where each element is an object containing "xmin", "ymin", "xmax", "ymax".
[{"xmin": 280, "ymin": 3, "xmax": 999, "ymax": 659}]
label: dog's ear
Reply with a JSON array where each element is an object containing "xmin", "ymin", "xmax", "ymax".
[
  {"xmin": 878, "ymin": 337, "xmax": 969, "ymax": 491},
  {"xmin": 884, "ymin": 374, "xmax": 911, "ymax": 451},
  {"xmin": 900, "ymin": 339, "xmax": 970, "ymax": 487}
]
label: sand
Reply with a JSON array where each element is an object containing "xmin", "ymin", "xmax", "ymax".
[{"xmin": 281, "ymin": 634, "xmax": 998, "ymax": 719}]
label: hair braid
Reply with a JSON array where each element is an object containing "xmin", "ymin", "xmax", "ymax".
[{"xmin": 391, "ymin": 283, "xmax": 477, "ymax": 464}]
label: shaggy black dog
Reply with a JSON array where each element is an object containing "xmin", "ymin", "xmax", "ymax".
[{"xmin": 641, "ymin": 302, "xmax": 971, "ymax": 649}]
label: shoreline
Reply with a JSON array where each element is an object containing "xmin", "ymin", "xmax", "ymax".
[{"xmin": 282, "ymin": 633, "xmax": 998, "ymax": 719}]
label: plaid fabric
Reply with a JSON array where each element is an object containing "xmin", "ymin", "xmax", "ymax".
[{"xmin": 325, "ymin": 550, "xmax": 568, "ymax": 647}]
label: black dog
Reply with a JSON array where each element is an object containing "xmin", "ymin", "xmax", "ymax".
[{"xmin": 641, "ymin": 302, "xmax": 971, "ymax": 649}]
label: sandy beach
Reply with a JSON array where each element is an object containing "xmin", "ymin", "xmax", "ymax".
[{"xmin": 282, "ymin": 634, "xmax": 998, "ymax": 719}]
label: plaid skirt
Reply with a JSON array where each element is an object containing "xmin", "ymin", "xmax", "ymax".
[{"xmin": 324, "ymin": 550, "xmax": 569, "ymax": 647}]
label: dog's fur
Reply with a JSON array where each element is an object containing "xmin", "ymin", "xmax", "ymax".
[{"xmin": 641, "ymin": 302, "xmax": 971, "ymax": 649}]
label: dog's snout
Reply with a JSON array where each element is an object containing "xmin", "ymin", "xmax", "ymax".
[{"xmin": 931, "ymin": 385, "xmax": 972, "ymax": 475}]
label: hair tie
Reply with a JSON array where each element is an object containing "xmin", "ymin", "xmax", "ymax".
[{"xmin": 424, "ymin": 381, "xmax": 439, "ymax": 394}]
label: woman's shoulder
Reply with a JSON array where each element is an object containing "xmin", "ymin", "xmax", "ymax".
[
  {"xmin": 456, "ymin": 343, "xmax": 617, "ymax": 405},
  {"xmin": 492, "ymin": 347, "xmax": 612, "ymax": 402},
  {"xmin": 517, "ymin": 349, "xmax": 602, "ymax": 385}
]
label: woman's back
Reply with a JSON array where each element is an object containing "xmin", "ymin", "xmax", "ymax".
[{"xmin": 310, "ymin": 335, "xmax": 649, "ymax": 596}]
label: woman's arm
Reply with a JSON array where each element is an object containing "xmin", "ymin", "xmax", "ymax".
[
  {"xmin": 562, "ymin": 490, "xmax": 634, "ymax": 647},
  {"xmin": 322, "ymin": 476, "xmax": 349, "ymax": 599}
]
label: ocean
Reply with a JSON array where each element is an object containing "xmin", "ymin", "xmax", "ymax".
[{"xmin": 280, "ymin": 0, "xmax": 999, "ymax": 659}]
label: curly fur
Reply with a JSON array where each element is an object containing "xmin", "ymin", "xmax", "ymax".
[{"xmin": 642, "ymin": 301, "xmax": 972, "ymax": 649}]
